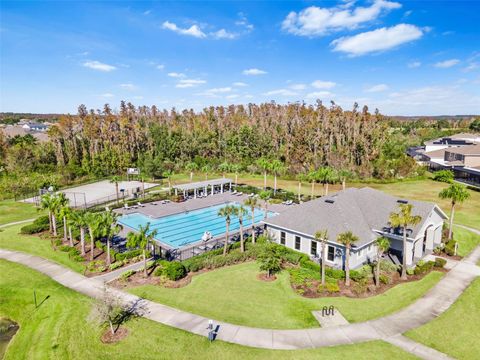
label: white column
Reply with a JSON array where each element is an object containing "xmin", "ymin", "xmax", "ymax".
[
  {"xmin": 194, "ymin": 188, "xmax": 197, "ymax": 199},
  {"xmin": 183, "ymin": 190, "xmax": 186, "ymax": 199},
  {"xmin": 221, "ymin": 183, "xmax": 224, "ymax": 193},
  {"xmin": 204, "ymin": 185, "xmax": 207, "ymax": 196},
  {"xmin": 211, "ymin": 185, "xmax": 214, "ymax": 196}
]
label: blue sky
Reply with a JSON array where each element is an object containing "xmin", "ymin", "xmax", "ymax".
[{"xmin": 1, "ymin": 0, "xmax": 479, "ymax": 115}]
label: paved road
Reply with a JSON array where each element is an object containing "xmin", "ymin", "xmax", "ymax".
[{"xmin": 1, "ymin": 247, "xmax": 479, "ymax": 353}]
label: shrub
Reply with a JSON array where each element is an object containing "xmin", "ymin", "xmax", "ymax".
[
  {"xmin": 163, "ymin": 262, "xmax": 187, "ymax": 281},
  {"xmin": 379, "ymin": 260, "xmax": 399, "ymax": 274},
  {"xmin": 433, "ymin": 246, "xmax": 443, "ymax": 255},
  {"xmin": 145, "ymin": 260, "xmax": 155, "ymax": 270},
  {"xmin": 20, "ymin": 223, "xmax": 49, "ymax": 234},
  {"xmin": 444, "ymin": 241, "xmax": 457, "ymax": 256},
  {"xmin": 182, "ymin": 257, "xmax": 206, "ymax": 272},
  {"xmin": 120, "ymin": 269, "xmax": 136, "ymax": 280},
  {"xmin": 350, "ymin": 265, "xmax": 372, "ymax": 282},
  {"xmin": 257, "ymin": 243, "xmax": 282, "ymax": 277},
  {"xmin": 406, "ymin": 268, "xmax": 415, "ymax": 276},
  {"xmin": 432, "ymin": 170, "xmax": 454, "ymax": 183},
  {"xmin": 379, "ymin": 274, "xmax": 390, "ymax": 285},
  {"xmin": 284, "ymin": 252, "xmax": 303, "ymax": 265},
  {"xmin": 98, "ymin": 266, "xmax": 107, "ymax": 272},
  {"xmin": 325, "ymin": 267, "xmax": 345, "ymax": 279},
  {"xmin": 68, "ymin": 247, "xmax": 80, "ymax": 258},
  {"xmin": 434, "ymin": 257, "xmax": 447, "ymax": 268},
  {"xmin": 95, "ymin": 240, "xmax": 105, "ymax": 251},
  {"xmin": 414, "ymin": 260, "xmax": 435, "ymax": 275},
  {"xmin": 109, "ymin": 262, "xmax": 123, "ymax": 271},
  {"xmin": 34, "ymin": 215, "xmax": 50, "ymax": 227},
  {"xmin": 318, "ymin": 281, "xmax": 340, "ymax": 293},
  {"xmin": 58, "ymin": 245, "xmax": 72, "ymax": 252},
  {"xmin": 72, "ymin": 255, "xmax": 85, "ymax": 262},
  {"xmin": 289, "ymin": 268, "xmax": 319, "ymax": 287},
  {"xmin": 54, "ymin": 239, "xmax": 63, "ymax": 246}
]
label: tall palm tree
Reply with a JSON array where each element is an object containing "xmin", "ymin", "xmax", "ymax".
[
  {"xmin": 39, "ymin": 193, "xmax": 55, "ymax": 233},
  {"xmin": 52, "ymin": 193, "xmax": 68, "ymax": 237},
  {"xmin": 307, "ymin": 169, "xmax": 318, "ymax": 199},
  {"xmin": 217, "ymin": 205, "xmax": 236, "ymax": 256},
  {"xmin": 270, "ymin": 159, "xmax": 285, "ymax": 195},
  {"xmin": 389, "ymin": 204, "xmax": 422, "ymax": 280},
  {"xmin": 314, "ymin": 230, "xmax": 328, "ymax": 286},
  {"xmin": 316, "ymin": 167, "xmax": 336, "ymax": 196},
  {"xmin": 126, "ymin": 223, "xmax": 158, "ymax": 277},
  {"xmin": 110, "ymin": 175, "xmax": 121, "ymax": 204},
  {"xmin": 201, "ymin": 165, "xmax": 211, "ymax": 180},
  {"xmin": 259, "ymin": 190, "xmax": 271, "ymax": 220},
  {"xmin": 374, "ymin": 237, "xmax": 390, "ymax": 287},
  {"xmin": 244, "ymin": 197, "xmax": 258, "ymax": 244},
  {"xmin": 185, "ymin": 162, "xmax": 198, "ymax": 182},
  {"xmin": 70, "ymin": 211, "xmax": 89, "ymax": 255},
  {"xmin": 438, "ymin": 183, "xmax": 470, "ymax": 239},
  {"xmin": 256, "ymin": 158, "xmax": 270, "ymax": 190},
  {"xmin": 85, "ymin": 211, "xmax": 101, "ymax": 261},
  {"xmin": 337, "ymin": 231, "xmax": 359, "ymax": 287},
  {"xmin": 231, "ymin": 164, "xmax": 242, "ymax": 185},
  {"xmin": 98, "ymin": 210, "xmax": 120, "ymax": 266},
  {"xmin": 162, "ymin": 170, "xmax": 174, "ymax": 194},
  {"xmin": 235, "ymin": 206, "xmax": 248, "ymax": 252},
  {"xmin": 58, "ymin": 205, "xmax": 71, "ymax": 244}
]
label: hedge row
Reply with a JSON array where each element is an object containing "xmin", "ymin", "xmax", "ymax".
[{"xmin": 20, "ymin": 215, "xmax": 50, "ymax": 234}]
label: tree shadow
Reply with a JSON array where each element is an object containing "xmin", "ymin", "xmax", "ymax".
[{"xmin": 112, "ymin": 298, "xmax": 148, "ymax": 333}]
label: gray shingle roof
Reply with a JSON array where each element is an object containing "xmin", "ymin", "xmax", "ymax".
[{"xmin": 263, "ymin": 187, "xmax": 445, "ymax": 247}]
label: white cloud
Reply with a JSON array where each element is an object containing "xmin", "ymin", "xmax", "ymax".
[
  {"xmin": 289, "ymin": 83, "xmax": 307, "ymax": 90},
  {"xmin": 236, "ymin": 13, "xmax": 254, "ymax": 32},
  {"xmin": 168, "ymin": 72, "xmax": 186, "ymax": 78},
  {"xmin": 306, "ymin": 91, "xmax": 333, "ymax": 99},
  {"xmin": 331, "ymin": 24, "xmax": 424, "ymax": 56},
  {"xmin": 365, "ymin": 84, "xmax": 389, "ymax": 92},
  {"xmin": 233, "ymin": 82, "xmax": 248, "ymax": 87},
  {"xmin": 434, "ymin": 59, "xmax": 460, "ymax": 68},
  {"xmin": 243, "ymin": 68, "xmax": 267, "ymax": 75},
  {"xmin": 162, "ymin": 21, "xmax": 206, "ymax": 38},
  {"xmin": 100, "ymin": 93, "xmax": 114, "ymax": 98},
  {"xmin": 464, "ymin": 62, "xmax": 479, "ymax": 72},
  {"xmin": 176, "ymin": 79, "xmax": 206, "ymax": 88},
  {"xmin": 226, "ymin": 94, "xmax": 240, "ymax": 99},
  {"xmin": 83, "ymin": 60, "xmax": 117, "ymax": 72},
  {"xmin": 156, "ymin": 64, "xmax": 165, "ymax": 70},
  {"xmin": 211, "ymin": 29, "xmax": 237, "ymax": 39},
  {"xmin": 282, "ymin": 0, "xmax": 401, "ymax": 36},
  {"xmin": 119, "ymin": 83, "xmax": 137, "ymax": 91},
  {"xmin": 197, "ymin": 87, "xmax": 232, "ymax": 96},
  {"xmin": 143, "ymin": 10, "xmax": 152, "ymax": 15},
  {"xmin": 263, "ymin": 89, "xmax": 298, "ymax": 96},
  {"xmin": 408, "ymin": 61, "xmax": 421, "ymax": 68},
  {"xmin": 311, "ymin": 80, "xmax": 336, "ymax": 89}
]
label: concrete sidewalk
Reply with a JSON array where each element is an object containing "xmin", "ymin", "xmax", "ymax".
[{"xmin": 0, "ymin": 247, "xmax": 479, "ymax": 351}]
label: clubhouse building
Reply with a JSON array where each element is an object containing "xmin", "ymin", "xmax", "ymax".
[{"xmin": 263, "ymin": 188, "xmax": 447, "ymax": 269}]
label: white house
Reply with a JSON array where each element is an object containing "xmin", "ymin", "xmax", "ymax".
[{"xmin": 262, "ymin": 187, "xmax": 447, "ymax": 269}]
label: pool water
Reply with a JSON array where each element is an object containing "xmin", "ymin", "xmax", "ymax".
[{"xmin": 118, "ymin": 202, "xmax": 276, "ymax": 248}]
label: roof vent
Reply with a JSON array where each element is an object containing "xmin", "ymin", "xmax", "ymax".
[
  {"xmin": 325, "ymin": 199, "xmax": 335, "ymax": 204},
  {"xmin": 397, "ymin": 199, "xmax": 408, "ymax": 204}
]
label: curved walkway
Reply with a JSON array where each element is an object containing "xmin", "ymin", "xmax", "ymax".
[{"xmin": 1, "ymin": 248, "xmax": 479, "ymax": 352}]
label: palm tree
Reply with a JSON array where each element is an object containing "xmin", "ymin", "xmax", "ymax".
[
  {"xmin": 126, "ymin": 223, "xmax": 158, "ymax": 277},
  {"xmin": 70, "ymin": 211, "xmax": 88, "ymax": 255},
  {"xmin": 98, "ymin": 210, "xmax": 120, "ymax": 266},
  {"xmin": 337, "ymin": 231, "xmax": 359, "ymax": 287},
  {"xmin": 52, "ymin": 193, "xmax": 68, "ymax": 237},
  {"xmin": 256, "ymin": 158, "xmax": 270, "ymax": 190},
  {"xmin": 235, "ymin": 206, "xmax": 248, "ymax": 252},
  {"xmin": 162, "ymin": 170, "xmax": 174, "ymax": 194},
  {"xmin": 374, "ymin": 237, "xmax": 390, "ymax": 287},
  {"xmin": 259, "ymin": 190, "xmax": 271, "ymax": 220},
  {"xmin": 217, "ymin": 205, "xmax": 236, "ymax": 256},
  {"xmin": 338, "ymin": 169, "xmax": 352, "ymax": 191},
  {"xmin": 39, "ymin": 193, "xmax": 55, "ymax": 233},
  {"xmin": 231, "ymin": 164, "xmax": 242, "ymax": 185},
  {"xmin": 244, "ymin": 197, "xmax": 258, "ymax": 244},
  {"xmin": 58, "ymin": 205, "xmax": 71, "ymax": 244},
  {"xmin": 314, "ymin": 230, "xmax": 328, "ymax": 286},
  {"xmin": 185, "ymin": 162, "xmax": 198, "ymax": 182},
  {"xmin": 110, "ymin": 175, "xmax": 121, "ymax": 204},
  {"xmin": 389, "ymin": 204, "xmax": 422, "ymax": 280},
  {"xmin": 297, "ymin": 173, "xmax": 308, "ymax": 203},
  {"xmin": 438, "ymin": 183, "xmax": 470, "ymax": 239},
  {"xmin": 316, "ymin": 167, "xmax": 336, "ymax": 196},
  {"xmin": 201, "ymin": 164, "xmax": 211, "ymax": 180},
  {"xmin": 85, "ymin": 211, "xmax": 101, "ymax": 261},
  {"xmin": 218, "ymin": 162, "xmax": 230, "ymax": 178},
  {"xmin": 270, "ymin": 159, "xmax": 285, "ymax": 195},
  {"xmin": 307, "ymin": 169, "xmax": 318, "ymax": 199}
]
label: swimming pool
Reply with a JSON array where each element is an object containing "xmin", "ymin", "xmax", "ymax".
[{"xmin": 118, "ymin": 202, "xmax": 277, "ymax": 248}]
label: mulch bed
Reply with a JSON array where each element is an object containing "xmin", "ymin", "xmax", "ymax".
[
  {"xmin": 257, "ymin": 273, "xmax": 277, "ymax": 282},
  {"xmin": 292, "ymin": 267, "xmax": 449, "ymax": 299},
  {"xmin": 101, "ymin": 327, "xmax": 128, "ymax": 343}
]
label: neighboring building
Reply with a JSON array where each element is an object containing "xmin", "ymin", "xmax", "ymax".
[
  {"xmin": 21, "ymin": 122, "xmax": 49, "ymax": 132},
  {"xmin": 429, "ymin": 144, "xmax": 480, "ymax": 187},
  {"xmin": 262, "ymin": 187, "xmax": 447, "ymax": 269}
]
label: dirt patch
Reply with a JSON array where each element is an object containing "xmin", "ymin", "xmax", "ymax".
[
  {"xmin": 257, "ymin": 273, "xmax": 277, "ymax": 282},
  {"xmin": 101, "ymin": 327, "xmax": 128, "ymax": 343}
]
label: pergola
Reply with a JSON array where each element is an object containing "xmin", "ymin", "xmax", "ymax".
[{"xmin": 174, "ymin": 178, "xmax": 233, "ymax": 199}]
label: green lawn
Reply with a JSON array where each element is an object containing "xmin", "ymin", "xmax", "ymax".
[
  {"xmin": 0, "ymin": 199, "xmax": 44, "ymax": 225},
  {"xmin": 453, "ymin": 226, "xmax": 480, "ymax": 257},
  {"xmin": 0, "ymin": 260, "xmax": 416, "ymax": 360},
  {"xmin": 406, "ymin": 278, "xmax": 480, "ymax": 360},
  {"xmin": 172, "ymin": 173, "xmax": 480, "ymax": 231},
  {"xmin": 129, "ymin": 261, "xmax": 443, "ymax": 329},
  {"xmin": 0, "ymin": 225, "xmax": 84, "ymax": 273}
]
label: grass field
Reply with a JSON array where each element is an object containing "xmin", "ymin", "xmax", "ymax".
[
  {"xmin": 0, "ymin": 260, "xmax": 416, "ymax": 360},
  {"xmin": 171, "ymin": 173, "xmax": 480, "ymax": 231},
  {"xmin": 406, "ymin": 278, "xmax": 480, "ymax": 360},
  {"xmin": 0, "ymin": 225, "xmax": 84, "ymax": 273},
  {"xmin": 0, "ymin": 199, "xmax": 44, "ymax": 225},
  {"xmin": 452, "ymin": 226, "xmax": 480, "ymax": 257},
  {"xmin": 129, "ymin": 261, "xmax": 444, "ymax": 329}
]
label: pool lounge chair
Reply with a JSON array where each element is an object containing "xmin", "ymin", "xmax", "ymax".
[
  {"xmin": 123, "ymin": 203, "xmax": 131, "ymax": 210},
  {"xmin": 236, "ymin": 192, "xmax": 243, "ymax": 196},
  {"xmin": 231, "ymin": 190, "xmax": 237, "ymax": 195},
  {"xmin": 137, "ymin": 202, "xmax": 146, "ymax": 207}
]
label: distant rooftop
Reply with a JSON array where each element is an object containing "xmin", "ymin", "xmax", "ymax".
[
  {"xmin": 174, "ymin": 178, "xmax": 233, "ymax": 191},
  {"xmin": 446, "ymin": 144, "xmax": 480, "ymax": 155}
]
